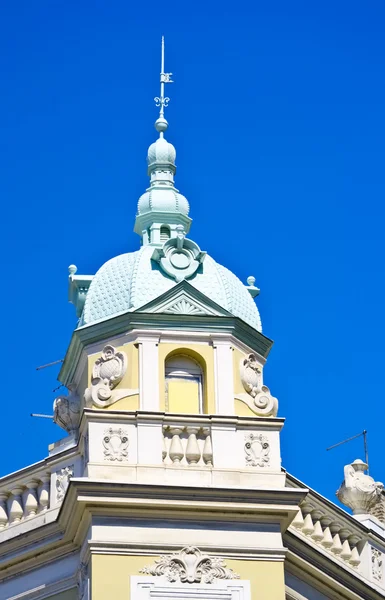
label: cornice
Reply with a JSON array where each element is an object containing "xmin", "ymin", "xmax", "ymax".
[
  {"xmin": 59, "ymin": 311, "xmax": 273, "ymax": 385},
  {"xmin": 0, "ymin": 478, "xmax": 305, "ymax": 580}
]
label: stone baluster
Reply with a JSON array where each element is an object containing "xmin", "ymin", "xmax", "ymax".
[
  {"xmin": 8, "ymin": 487, "xmax": 24, "ymax": 524},
  {"xmin": 38, "ymin": 475, "xmax": 50, "ymax": 511},
  {"xmin": 168, "ymin": 427, "xmax": 184, "ymax": 464},
  {"xmin": 340, "ymin": 528, "xmax": 353, "ymax": 562},
  {"xmin": 0, "ymin": 493, "xmax": 9, "ymax": 529},
  {"xmin": 301, "ymin": 504, "xmax": 315, "ymax": 536},
  {"xmin": 348, "ymin": 535, "xmax": 361, "ymax": 568},
  {"xmin": 202, "ymin": 428, "xmax": 213, "ymax": 466},
  {"xmin": 311, "ymin": 510, "xmax": 324, "ymax": 543},
  {"xmin": 185, "ymin": 427, "xmax": 201, "ymax": 465},
  {"xmin": 24, "ymin": 481, "xmax": 39, "ymax": 518},
  {"xmin": 330, "ymin": 522, "xmax": 343, "ymax": 555},
  {"xmin": 292, "ymin": 508, "xmax": 304, "ymax": 529},
  {"xmin": 320, "ymin": 516, "xmax": 333, "ymax": 549}
]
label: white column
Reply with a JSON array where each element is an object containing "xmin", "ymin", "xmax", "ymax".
[
  {"xmin": 210, "ymin": 423, "xmax": 239, "ymax": 468},
  {"xmin": 138, "ymin": 336, "xmax": 160, "ymax": 411},
  {"xmin": 137, "ymin": 418, "xmax": 163, "ymax": 465},
  {"xmin": 213, "ymin": 341, "xmax": 234, "ymax": 414}
]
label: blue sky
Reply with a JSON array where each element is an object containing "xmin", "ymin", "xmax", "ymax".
[{"xmin": 1, "ymin": 1, "xmax": 384, "ymax": 506}]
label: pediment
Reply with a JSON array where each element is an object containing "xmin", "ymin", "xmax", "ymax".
[{"xmin": 134, "ymin": 281, "xmax": 232, "ymax": 318}]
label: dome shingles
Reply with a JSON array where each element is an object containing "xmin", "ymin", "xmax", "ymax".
[{"xmin": 79, "ymin": 248, "xmax": 262, "ymax": 333}]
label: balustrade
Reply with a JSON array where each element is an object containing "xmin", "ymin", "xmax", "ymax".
[
  {"xmin": 163, "ymin": 425, "xmax": 213, "ymax": 466},
  {"xmin": 291, "ymin": 504, "xmax": 362, "ymax": 568},
  {"xmin": 0, "ymin": 473, "xmax": 51, "ymax": 530}
]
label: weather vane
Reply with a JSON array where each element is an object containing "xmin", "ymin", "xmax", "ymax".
[{"xmin": 154, "ymin": 36, "xmax": 173, "ymax": 123}]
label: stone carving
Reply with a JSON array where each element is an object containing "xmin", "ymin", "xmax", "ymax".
[
  {"xmin": 336, "ymin": 460, "xmax": 384, "ymax": 515},
  {"xmin": 152, "ymin": 226, "xmax": 206, "ymax": 282},
  {"xmin": 53, "ymin": 384, "xmax": 81, "ymax": 433},
  {"xmin": 56, "ymin": 465, "xmax": 74, "ymax": 502},
  {"xmin": 140, "ymin": 546, "xmax": 239, "ymax": 583},
  {"xmin": 103, "ymin": 427, "xmax": 129, "ymax": 461},
  {"xmin": 372, "ymin": 547, "xmax": 383, "ymax": 582},
  {"xmin": 235, "ymin": 353, "xmax": 278, "ymax": 417},
  {"xmin": 245, "ymin": 433, "xmax": 270, "ymax": 467},
  {"xmin": 369, "ymin": 494, "xmax": 385, "ymax": 524},
  {"xmin": 84, "ymin": 344, "xmax": 138, "ymax": 408},
  {"xmin": 165, "ymin": 299, "xmax": 205, "ymax": 315}
]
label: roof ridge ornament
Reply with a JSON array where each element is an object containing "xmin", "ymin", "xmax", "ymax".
[{"xmin": 154, "ymin": 36, "xmax": 173, "ymax": 135}]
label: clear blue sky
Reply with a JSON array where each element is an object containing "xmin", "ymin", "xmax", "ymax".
[{"xmin": 1, "ymin": 1, "xmax": 384, "ymax": 506}]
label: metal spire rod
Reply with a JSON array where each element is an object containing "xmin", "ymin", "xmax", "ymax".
[
  {"xmin": 154, "ymin": 36, "xmax": 173, "ymax": 122},
  {"xmin": 326, "ymin": 430, "xmax": 369, "ymax": 473}
]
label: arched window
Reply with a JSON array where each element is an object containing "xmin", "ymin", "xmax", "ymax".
[
  {"xmin": 165, "ymin": 355, "xmax": 203, "ymax": 414},
  {"xmin": 160, "ymin": 225, "xmax": 171, "ymax": 243}
]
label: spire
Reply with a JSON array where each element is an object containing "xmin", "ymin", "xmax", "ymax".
[
  {"xmin": 154, "ymin": 36, "xmax": 173, "ymax": 135},
  {"xmin": 134, "ymin": 37, "xmax": 191, "ymax": 244}
]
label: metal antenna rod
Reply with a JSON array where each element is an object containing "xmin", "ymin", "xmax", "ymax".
[
  {"xmin": 31, "ymin": 413, "xmax": 54, "ymax": 419},
  {"xmin": 326, "ymin": 430, "xmax": 369, "ymax": 474},
  {"xmin": 36, "ymin": 359, "xmax": 64, "ymax": 371}
]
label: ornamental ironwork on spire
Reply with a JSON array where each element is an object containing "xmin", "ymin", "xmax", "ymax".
[{"xmin": 134, "ymin": 37, "xmax": 191, "ymax": 244}]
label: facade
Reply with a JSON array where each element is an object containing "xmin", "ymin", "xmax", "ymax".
[{"xmin": 1, "ymin": 42, "xmax": 385, "ymax": 600}]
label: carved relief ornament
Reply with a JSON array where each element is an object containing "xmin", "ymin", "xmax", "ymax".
[
  {"xmin": 103, "ymin": 427, "xmax": 129, "ymax": 461},
  {"xmin": 56, "ymin": 465, "xmax": 74, "ymax": 502},
  {"xmin": 245, "ymin": 433, "xmax": 270, "ymax": 467},
  {"xmin": 235, "ymin": 353, "xmax": 278, "ymax": 417},
  {"xmin": 84, "ymin": 344, "xmax": 138, "ymax": 408},
  {"xmin": 372, "ymin": 547, "xmax": 383, "ymax": 582},
  {"xmin": 140, "ymin": 546, "xmax": 239, "ymax": 584}
]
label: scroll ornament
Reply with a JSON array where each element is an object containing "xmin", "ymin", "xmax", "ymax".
[
  {"xmin": 336, "ymin": 459, "xmax": 384, "ymax": 515},
  {"xmin": 103, "ymin": 427, "xmax": 129, "ymax": 461},
  {"xmin": 140, "ymin": 546, "xmax": 239, "ymax": 584},
  {"xmin": 53, "ymin": 384, "xmax": 81, "ymax": 433},
  {"xmin": 84, "ymin": 344, "xmax": 138, "ymax": 408},
  {"xmin": 235, "ymin": 353, "xmax": 278, "ymax": 417}
]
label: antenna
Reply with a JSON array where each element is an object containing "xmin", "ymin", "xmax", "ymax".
[
  {"xmin": 326, "ymin": 430, "xmax": 369, "ymax": 474},
  {"xmin": 30, "ymin": 413, "xmax": 54, "ymax": 419},
  {"xmin": 36, "ymin": 359, "xmax": 64, "ymax": 371}
]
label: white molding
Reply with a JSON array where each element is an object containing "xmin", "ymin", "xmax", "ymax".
[
  {"xmin": 7, "ymin": 577, "xmax": 77, "ymax": 600},
  {"xmin": 131, "ymin": 576, "xmax": 251, "ymax": 600}
]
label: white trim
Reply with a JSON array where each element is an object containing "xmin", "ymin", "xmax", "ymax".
[
  {"xmin": 7, "ymin": 576, "xmax": 77, "ymax": 600},
  {"xmin": 131, "ymin": 576, "xmax": 251, "ymax": 600}
]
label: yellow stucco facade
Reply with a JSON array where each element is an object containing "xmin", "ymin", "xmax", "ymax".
[{"xmin": 91, "ymin": 555, "xmax": 285, "ymax": 600}]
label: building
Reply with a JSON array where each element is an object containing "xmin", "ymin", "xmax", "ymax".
[{"xmin": 1, "ymin": 40, "xmax": 385, "ymax": 600}]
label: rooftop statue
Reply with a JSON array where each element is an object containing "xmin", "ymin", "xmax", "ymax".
[{"xmin": 337, "ymin": 459, "xmax": 384, "ymax": 515}]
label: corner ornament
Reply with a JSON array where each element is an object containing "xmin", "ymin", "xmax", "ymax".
[
  {"xmin": 235, "ymin": 353, "xmax": 278, "ymax": 417},
  {"xmin": 53, "ymin": 384, "xmax": 81, "ymax": 433},
  {"xmin": 140, "ymin": 546, "xmax": 240, "ymax": 584},
  {"xmin": 336, "ymin": 459, "xmax": 384, "ymax": 515},
  {"xmin": 84, "ymin": 344, "xmax": 138, "ymax": 408}
]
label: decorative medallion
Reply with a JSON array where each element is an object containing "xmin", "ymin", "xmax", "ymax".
[
  {"xmin": 235, "ymin": 353, "xmax": 278, "ymax": 417},
  {"xmin": 84, "ymin": 344, "xmax": 138, "ymax": 408},
  {"xmin": 56, "ymin": 465, "xmax": 74, "ymax": 502},
  {"xmin": 103, "ymin": 427, "xmax": 129, "ymax": 461},
  {"xmin": 372, "ymin": 547, "xmax": 383, "ymax": 582},
  {"xmin": 245, "ymin": 433, "xmax": 270, "ymax": 467},
  {"xmin": 165, "ymin": 299, "xmax": 205, "ymax": 315},
  {"xmin": 53, "ymin": 384, "xmax": 81, "ymax": 433},
  {"xmin": 140, "ymin": 546, "xmax": 239, "ymax": 584},
  {"xmin": 152, "ymin": 226, "xmax": 206, "ymax": 282}
]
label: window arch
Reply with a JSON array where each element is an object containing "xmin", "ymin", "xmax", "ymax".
[
  {"xmin": 160, "ymin": 225, "xmax": 171, "ymax": 243},
  {"xmin": 165, "ymin": 354, "xmax": 203, "ymax": 414}
]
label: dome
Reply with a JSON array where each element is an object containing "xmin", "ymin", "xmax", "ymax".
[
  {"xmin": 80, "ymin": 245, "xmax": 262, "ymax": 332},
  {"xmin": 147, "ymin": 136, "xmax": 176, "ymax": 167},
  {"xmin": 137, "ymin": 188, "xmax": 189, "ymax": 216}
]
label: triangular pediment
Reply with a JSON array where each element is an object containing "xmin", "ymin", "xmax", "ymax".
[{"xmin": 134, "ymin": 280, "xmax": 232, "ymax": 318}]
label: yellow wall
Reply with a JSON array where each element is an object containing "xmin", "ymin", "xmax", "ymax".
[
  {"xmin": 91, "ymin": 554, "xmax": 285, "ymax": 600},
  {"xmin": 158, "ymin": 343, "xmax": 215, "ymax": 414},
  {"xmin": 86, "ymin": 343, "xmax": 139, "ymax": 410}
]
